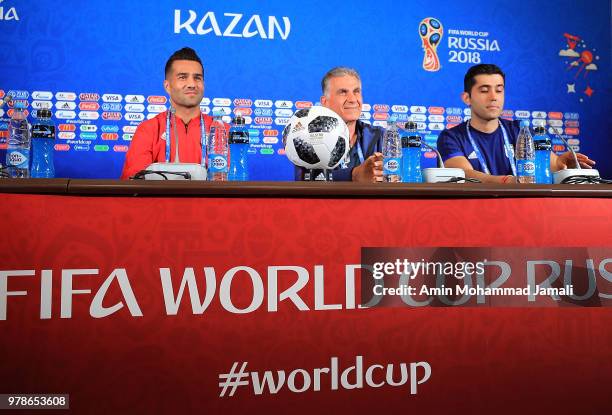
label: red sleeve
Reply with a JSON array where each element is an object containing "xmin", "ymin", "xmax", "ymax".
[{"xmin": 120, "ymin": 118, "xmax": 159, "ymax": 179}]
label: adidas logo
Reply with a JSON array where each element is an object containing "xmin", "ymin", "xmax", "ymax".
[{"xmin": 291, "ymin": 121, "xmax": 304, "ymax": 133}]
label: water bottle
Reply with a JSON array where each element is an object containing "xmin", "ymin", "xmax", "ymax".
[
  {"xmin": 533, "ymin": 126, "xmax": 552, "ymax": 184},
  {"xmin": 31, "ymin": 109, "xmax": 56, "ymax": 178},
  {"xmin": 401, "ymin": 121, "xmax": 422, "ymax": 183},
  {"xmin": 207, "ymin": 109, "xmax": 229, "ymax": 181},
  {"xmin": 515, "ymin": 120, "xmax": 535, "ymax": 184},
  {"xmin": 228, "ymin": 114, "xmax": 249, "ymax": 181},
  {"xmin": 6, "ymin": 101, "xmax": 31, "ymax": 178},
  {"xmin": 382, "ymin": 116, "xmax": 401, "ymax": 182}
]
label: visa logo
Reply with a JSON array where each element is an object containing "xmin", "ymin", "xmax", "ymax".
[
  {"xmin": 514, "ymin": 110, "xmax": 530, "ymax": 118},
  {"xmin": 274, "ymin": 118, "xmax": 290, "ymax": 126},
  {"xmin": 254, "ymin": 99, "xmax": 273, "ymax": 108},
  {"xmin": 125, "ymin": 113, "xmax": 145, "ymax": 122},
  {"xmin": 391, "ymin": 105, "xmax": 408, "ymax": 113},
  {"xmin": 102, "ymin": 94, "xmax": 123, "ymax": 103}
]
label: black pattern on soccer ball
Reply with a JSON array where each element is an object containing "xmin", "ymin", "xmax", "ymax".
[
  {"xmin": 308, "ymin": 116, "xmax": 338, "ymax": 133},
  {"xmin": 282, "ymin": 125, "xmax": 290, "ymax": 147},
  {"xmin": 328, "ymin": 136, "xmax": 346, "ymax": 168},
  {"xmin": 293, "ymin": 137, "xmax": 320, "ymax": 164},
  {"xmin": 294, "ymin": 108, "xmax": 310, "ymax": 118}
]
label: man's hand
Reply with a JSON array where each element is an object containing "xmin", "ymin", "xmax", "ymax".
[
  {"xmin": 352, "ymin": 152, "xmax": 383, "ymax": 183},
  {"xmin": 555, "ymin": 151, "xmax": 596, "ymax": 170}
]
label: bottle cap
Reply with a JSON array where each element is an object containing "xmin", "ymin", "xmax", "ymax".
[
  {"xmin": 234, "ymin": 115, "xmax": 245, "ymax": 125},
  {"xmin": 13, "ymin": 101, "xmax": 25, "ymax": 109},
  {"xmin": 519, "ymin": 120, "xmax": 530, "ymax": 128},
  {"xmin": 533, "ymin": 126, "xmax": 546, "ymax": 135}
]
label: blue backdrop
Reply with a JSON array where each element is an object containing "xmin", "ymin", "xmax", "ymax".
[{"xmin": 1, "ymin": 0, "xmax": 610, "ymax": 179}]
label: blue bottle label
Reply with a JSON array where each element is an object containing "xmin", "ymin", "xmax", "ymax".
[
  {"xmin": 7, "ymin": 149, "xmax": 29, "ymax": 169},
  {"xmin": 383, "ymin": 157, "xmax": 400, "ymax": 175},
  {"xmin": 517, "ymin": 160, "xmax": 535, "ymax": 176},
  {"xmin": 208, "ymin": 154, "xmax": 228, "ymax": 173}
]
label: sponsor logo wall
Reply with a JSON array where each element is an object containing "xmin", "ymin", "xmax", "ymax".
[{"xmin": 0, "ymin": 0, "xmax": 609, "ymax": 179}]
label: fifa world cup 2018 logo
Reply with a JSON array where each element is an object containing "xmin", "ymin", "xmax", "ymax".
[{"xmin": 419, "ymin": 17, "xmax": 443, "ymax": 72}]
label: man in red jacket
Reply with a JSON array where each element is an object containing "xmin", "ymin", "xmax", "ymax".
[{"xmin": 121, "ymin": 47, "xmax": 214, "ymax": 179}]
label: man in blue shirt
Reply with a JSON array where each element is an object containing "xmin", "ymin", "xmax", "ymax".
[
  {"xmin": 437, "ymin": 64, "xmax": 595, "ymax": 183},
  {"xmin": 296, "ymin": 67, "xmax": 385, "ymax": 182}
]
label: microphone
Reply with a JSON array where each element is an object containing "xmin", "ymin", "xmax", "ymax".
[
  {"xmin": 419, "ymin": 133, "xmax": 466, "ymax": 183},
  {"xmin": 548, "ymin": 122, "xmax": 599, "ymax": 184}
]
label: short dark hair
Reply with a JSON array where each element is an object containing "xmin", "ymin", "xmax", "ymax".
[
  {"xmin": 164, "ymin": 47, "xmax": 203, "ymax": 78},
  {"xmin": 464, "ymin": 64, "xmax": 505, "ymax": 94}
]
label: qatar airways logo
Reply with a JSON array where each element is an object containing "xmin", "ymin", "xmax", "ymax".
[{"xmin": 174, "ymin": 10, "xmax": 291, "ymax": 40}]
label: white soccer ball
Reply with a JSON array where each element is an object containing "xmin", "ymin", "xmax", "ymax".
[{"xmin": 282, "ymin": 106, "xmax": 350, "ymax": 170}]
